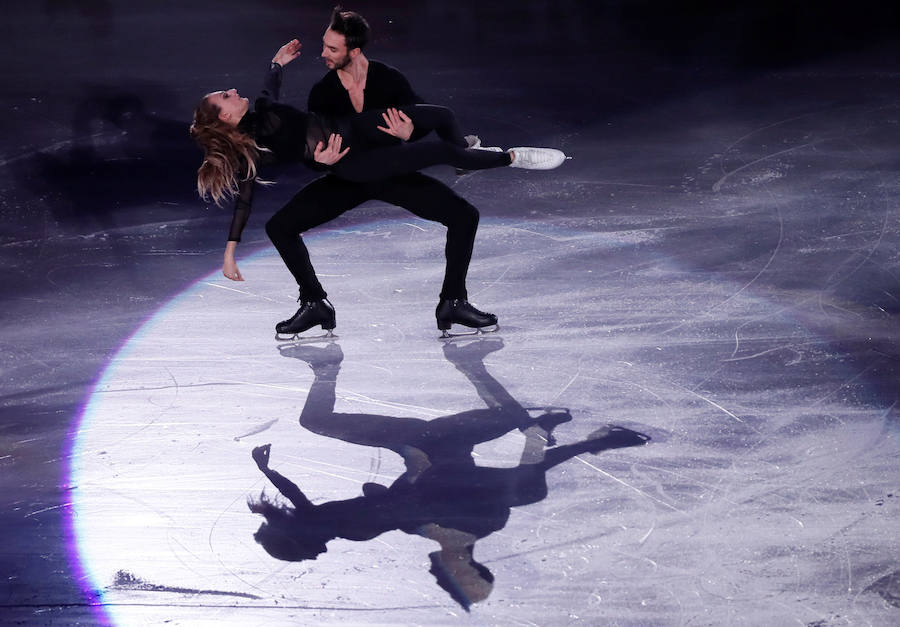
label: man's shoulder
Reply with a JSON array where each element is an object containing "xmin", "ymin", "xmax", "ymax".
[
  {"xmin": 368, "ymin": 59, "xmax": 407, "ymax": 79},
  {"xmin": 310, "ymin": 68, "xmax": 340, "ymax": 91}
]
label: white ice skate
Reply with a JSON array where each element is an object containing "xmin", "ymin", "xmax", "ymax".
[{"xmin": 508, "ymin": 147, "xmax": 567, "ymax": 170}]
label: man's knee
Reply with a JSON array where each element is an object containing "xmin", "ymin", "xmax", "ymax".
[{"xmin": 266, "ymin": 207, "xmax": 312, "ymax": 242}]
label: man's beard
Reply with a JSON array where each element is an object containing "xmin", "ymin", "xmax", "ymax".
[{"xmin": 328, "ymin": 53, "xmax": 352, "ymax": 70}]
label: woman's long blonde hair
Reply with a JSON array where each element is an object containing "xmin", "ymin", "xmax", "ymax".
[{"xmin": 189, "ymin": 95, "xmax": 266, "ymax": 205}]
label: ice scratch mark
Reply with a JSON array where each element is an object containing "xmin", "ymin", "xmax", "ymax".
[
  {"xmin": 810, "ymin": 361, "xmax": 880, "ymax": 408},
  {"xmin": 691, "ymin": 390, "xmax": 744, "ymax": 423},
  {"xmin": 471, "ymin": 265, "xmax": 512, "ymax": 299},
  {"xmin": 201, "ymin": 281, "xmax": 278, "ymax": 302},
  {"xmin": 111, "ymin": 570, "xmax": 261, "ymax": 599},
  {"xmin": 723, "ymin": 343, "xmax": 807, "ymax": 363},
  {"xmin": 575, "ymin": 458, "xmax": 683, "ymax": 513},
  {"xmin": 233, "ymin": 418, "xmax": 279, "ymax": 441},
  {"xmin": 25, "ymin": 503, "xmax": 69, "ymax": 518},
  {"xmin": 505, "ymin": 226, "xmax": 580, "ymax": 242},
  {"xmin": 341, "ymin": 390, "xmax": 446, "ymax": 417},
  {"xmin": 549, "ymin": 371, "xmax": 580, "ymax": 405},
  {"xmin": 0, "ymin": 132, "xmax": 108, "ymax": 167},
  {"xmin": 713, "ymin": 140, "xmax": 826, "ymax": 192},
  {"xmin": 667, "ymin": 205, "xmax": 784, "ymax": 341},
  {"xmin": 403, "ymin": 222, "xmax": 427, "ymax": 232}
]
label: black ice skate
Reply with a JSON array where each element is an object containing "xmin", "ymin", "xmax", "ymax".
[
  {"xmin": 435, "ymin": 299, "xmax": 499, "ymax": 338},
  {"xmin": 275, "ymin": 298, "xmax": 336, "ymax": 341}
]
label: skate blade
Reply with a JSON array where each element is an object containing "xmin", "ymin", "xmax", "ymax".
[
  {"xmin": 439, "ymin": 324, "xmax": 500, "ymax": 340},
  {"xmin": 275, "ymin": 329, "xmax": 337, "ymax": 343}
]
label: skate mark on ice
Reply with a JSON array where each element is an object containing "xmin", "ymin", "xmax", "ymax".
[
  {"xmin": 470, "ymin": 264, "xmax": 512, "ymax": 300},
  {"xmin": 664, "ymin": 204, "xmax": 784, "ymax": 340},
  {"xmin": 712, "ymin": 141, "xmax": 823, "ymax": 192},
  {"xmin": 341, "ymin": 389, "xmax": 446, "ymax": 417},
  {"xmin": 723, "ymin": 341, "xmax": 820, "ymax": 363},
  {"xmin": 549, "ymin": 370, "xmax": 581, "ymax": 405},
  {"xmin": 575, "ymin": 457, "xmax": 682, "ymax": 513},
  {"xmin": 659, "ymin": 376, "xmax": 746, "ymax": 425},
  {"xmin": 635, "ymin": 463, "xmax": 741, "ymax": 506},
  {"xmin": 207, "ymin": 478, "xmax": 295, "ymax": 596},
  {"xmin": 202, "ymin": 281, "xmax": 279, "ymax": 302},
  {"xmin": 717, "ymin": 106, "xmax": 839, "ymax": 165},
  {"xmin": 111, "ymin": 569, "xmax": 262, "ymax": 599},
  {"xmin": 822, "ymin": 199, "xmax": 890, "ymax": 288},
  {"xmin": 808, "ymin": 361, "xmax": 882, "ymax": 409},
  {"xmin": 233, "ymin": 418, "xmax": 279, "ymax": 441}
]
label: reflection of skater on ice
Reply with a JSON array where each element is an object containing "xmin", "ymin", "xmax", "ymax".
[{"xmin": 249, "ymin": 339, "xmax": 650, "ymax": 610}]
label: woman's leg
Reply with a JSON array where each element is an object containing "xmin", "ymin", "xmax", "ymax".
[
  {"xmin": 332, "ymin": 141, "xmax": 511, "ymax": 183},
  {"xmin": 349, "ymin": 105, "xmax": 469, "ymax": 149}
]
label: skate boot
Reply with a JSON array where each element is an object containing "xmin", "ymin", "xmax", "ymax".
[
  {"xmin": 436, "ymin": 298, "xmax": 499, "ymax": 338},
  {"xmin": 533, "ymin": 408, "xmax": 573, "ymax": 446},
  {"xmin": 508, "ymin": 147, "xmax": 567, "ymax": 170},
  {"xmin": 275, "ymin": 298, "xmax": 336, "ymax": 340},
  {"xmin": 584, "ymin": 426, "xmax": 651, "ymax": 454}
]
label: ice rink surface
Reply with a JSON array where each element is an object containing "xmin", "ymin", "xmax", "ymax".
[{"xmin": 2, "ymin": 1, "xmax": 899, "ymax": 624}]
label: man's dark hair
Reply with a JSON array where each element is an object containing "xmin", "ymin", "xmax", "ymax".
[{"xmin": 328, "ymin": 6, "xmax": 370, "ymax": 51}]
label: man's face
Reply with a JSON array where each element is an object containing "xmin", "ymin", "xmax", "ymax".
[{"xmin": 321, "ymin": 28, "xmax": 353, "ymax": 70}]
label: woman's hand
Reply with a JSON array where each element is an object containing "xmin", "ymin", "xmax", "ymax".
[
  {"xmin": 252, "ymin": 444, "xmax": 271, "ymax": 470},
  {"xmin": 223, "ymin": 241, "xmax": 244, "ymax": 281},
  {"xmin": 377, "ymin": 108, "xmax": 414, "ymax": 141},
  {"xmin": 272, "ymin": 39, "xmax": 301, "ymax": 66},
  {"xmin": 313, "ymin": 133, "xmax": 350, "ymax": 165}
]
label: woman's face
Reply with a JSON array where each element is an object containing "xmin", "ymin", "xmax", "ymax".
[{"xmin": 208, "ymin": 88, "xmax": 249, "ymax": 124}]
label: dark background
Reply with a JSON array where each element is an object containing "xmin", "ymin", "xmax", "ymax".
[{"xmin": 1, "ymin": 1, "xmax": 898, "ymax": 622}]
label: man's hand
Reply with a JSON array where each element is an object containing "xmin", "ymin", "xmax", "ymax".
[
  {"xmin": 313, "ymin": 133, "xmax": 350, "ymax": 165},
  {"xmin": 272, "ymin": 39, "xmax": 301, "ymax": 66},
  {"xmin": 377, "ymin": 108, "xmax": 414, "ymax": 141},
  {"xmin": 252, "ymin": 444, "xmax": 271, "ymax": 470}
]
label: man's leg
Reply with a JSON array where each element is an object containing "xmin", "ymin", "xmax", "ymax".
[
  {"xmin": 265, "ymin": 175, "xmax": 369, "ymax": 299},
  {"xmin": 371, "ymin": 173, "xmax": 476, "ymax": 300},
  {"xmin": 372, "ymin": 173, "xmax": 498, "ymax": 332},
  {"xmin": 265, "ymin": 175, "xmax": 370, "ymax": 334}
]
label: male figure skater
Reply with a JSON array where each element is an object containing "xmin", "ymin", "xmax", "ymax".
[{"xmin": 264, "ymin": 7, "xmax": 502, "ymax": 338}]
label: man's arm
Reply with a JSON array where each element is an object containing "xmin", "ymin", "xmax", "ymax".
[
  {"xmin": 375, "ymin": 63, "xmax": 425, "ymax": 140},
  {"xmin": 376, "ymin": 62, "xmax": 423, "ymax": 107}
]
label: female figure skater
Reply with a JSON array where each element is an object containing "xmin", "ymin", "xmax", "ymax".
[{"xmin": 190, "ymin": 39, "xmax": 564, "ymax": 205}]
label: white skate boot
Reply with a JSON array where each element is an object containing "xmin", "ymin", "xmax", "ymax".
[{"xmin": 508, "ymin": 147, "xmax": 567, "ymax": 170}]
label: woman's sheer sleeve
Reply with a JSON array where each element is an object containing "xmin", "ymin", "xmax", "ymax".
[
  {"xmin": 227, "ymin": 178, "xmax": 255, "ymax": 242},
  {"xmin": 255, "ymin": 62, "xmax": 283, "ymax": 110}
]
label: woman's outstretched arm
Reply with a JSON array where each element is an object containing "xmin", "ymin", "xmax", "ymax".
[
  {"xmin": 272, "ymin": 39, "xmax": 302, "ymax": 67},
  {"xmin": 252, "ymin": 444, "xmax": 314, "ymax": 510}
]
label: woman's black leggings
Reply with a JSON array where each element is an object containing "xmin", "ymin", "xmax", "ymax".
[{"xmin": 331, "ymin": 105, "xmax": 512, "ymax": 182}]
